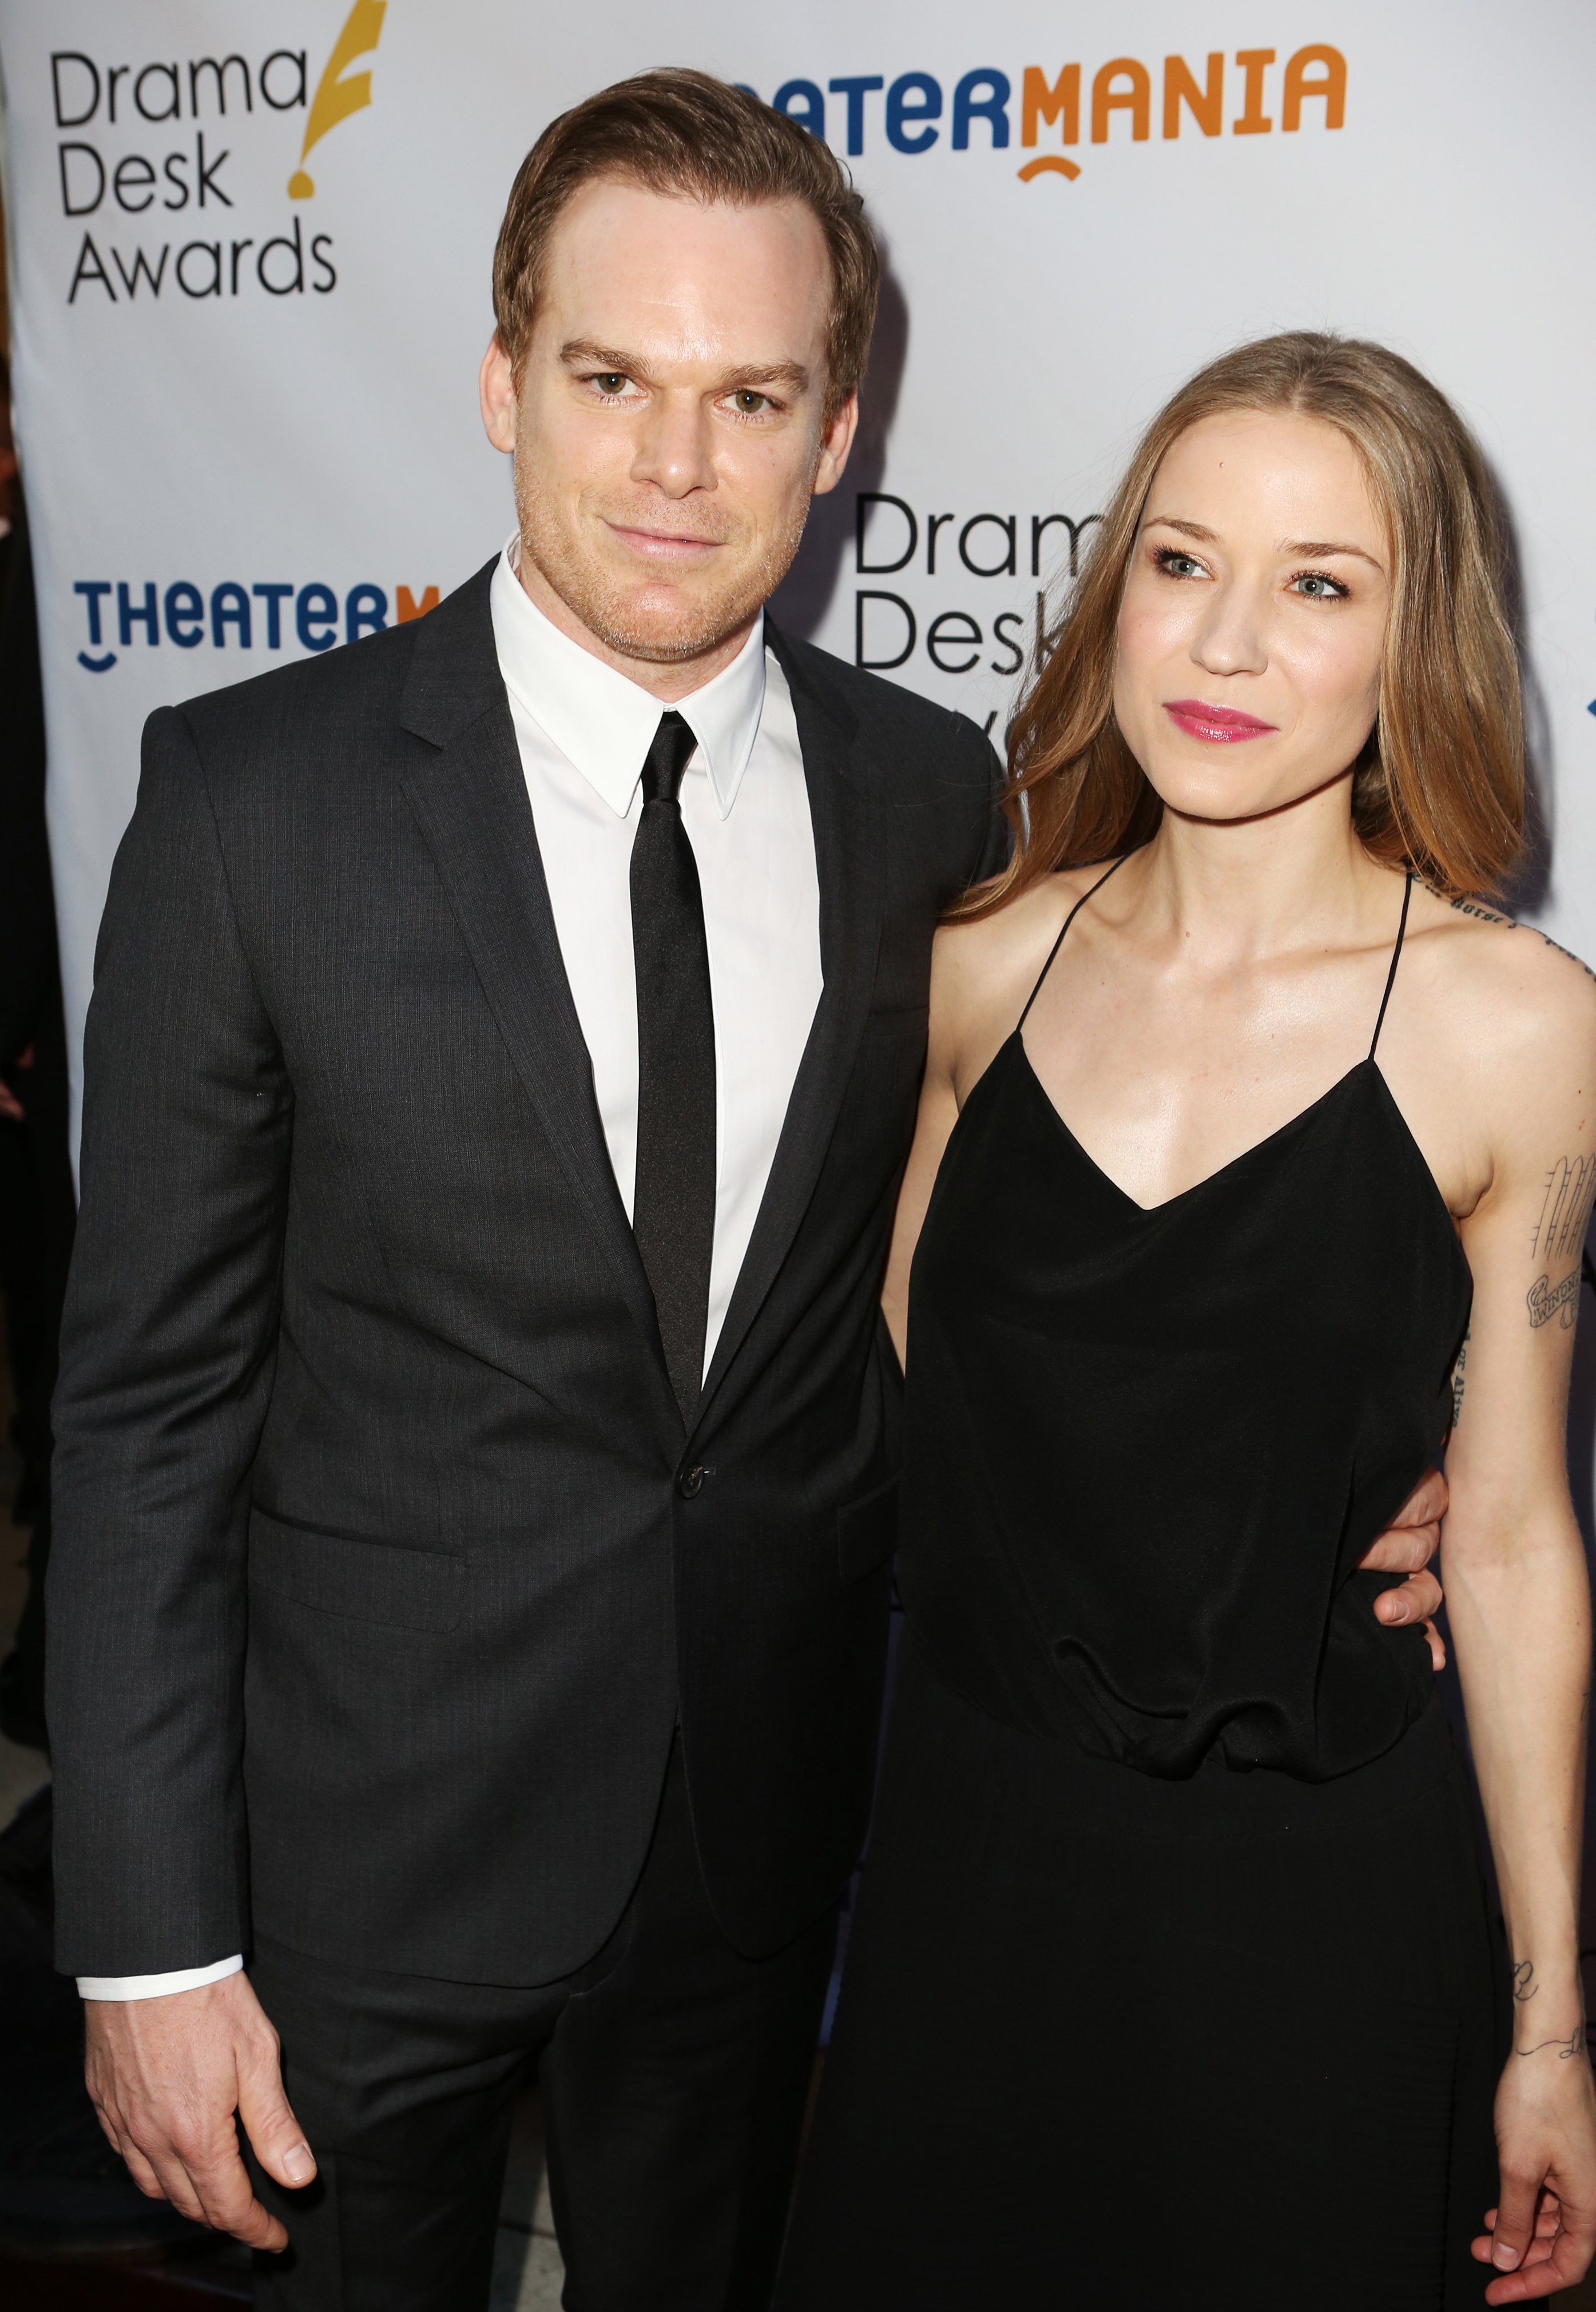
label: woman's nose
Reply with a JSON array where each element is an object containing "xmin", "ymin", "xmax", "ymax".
[{"xmin": 1190, "ymin": 581, "xmax": 1269, "ymax": 678}]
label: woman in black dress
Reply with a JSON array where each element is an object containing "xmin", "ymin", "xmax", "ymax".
[{"xmin": 777, "ymin": 334, "xmax": 1596, "ymax": 2308}]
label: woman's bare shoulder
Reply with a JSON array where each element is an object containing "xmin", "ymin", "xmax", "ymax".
[
  {"xmin": 1407, "ymin": 883, "xmax": 1596, "ymax": 1028},
  {"xmin": 925, "ymin": 866, "xmax": 1118, "ymax": 1089},
  {"xmin": 930, "ymin": 866, "xmax": 1106, "ymax": 1026},
  {"xmin": 1403, "ymin": 882, "xmax": 1596, "ymax": 1100}
]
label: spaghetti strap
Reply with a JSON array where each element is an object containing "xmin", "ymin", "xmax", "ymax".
[
  {"xmin": 1016, "ymin": 855, "xmax": 1131, "ymax": 1033},
  {"xmin": 1368, "ymin": 872, "xmax": 1414, "ymax": 1060}
]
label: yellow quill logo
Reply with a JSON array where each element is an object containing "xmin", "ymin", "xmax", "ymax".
[{"xmin": 288, "ymin": 0, "xmax": 387, "ymax": 199}]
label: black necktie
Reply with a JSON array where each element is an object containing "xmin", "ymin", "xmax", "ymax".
[{"xmin": 631, "ymin": 710, "xmax": 716, "ymax": 1426}]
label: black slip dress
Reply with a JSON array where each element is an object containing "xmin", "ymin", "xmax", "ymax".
[{"xmin": 778, "ymin": 865, "xmax": 1504, "ymax": 2311}]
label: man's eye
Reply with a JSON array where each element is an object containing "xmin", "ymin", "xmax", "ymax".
[
  {"xmin": 595, "ymin": 374, "xmax": 628, "ymax": 394},
  {"xmin": 730, "ymin": 391, "xmax": 770, "ymax": 415}
]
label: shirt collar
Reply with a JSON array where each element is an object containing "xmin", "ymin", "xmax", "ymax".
[{"xmin": 489, "ymin": 538, "xmax": 767, "ymax": 820}]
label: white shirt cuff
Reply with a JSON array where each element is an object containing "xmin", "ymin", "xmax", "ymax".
[{"xmin": 78, "ymin": 1954, "xmax": 245, "ymax": 2000}]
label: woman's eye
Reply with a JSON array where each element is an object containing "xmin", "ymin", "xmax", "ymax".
[
  {"xmin": 1154, "ymin": 549, "xmax": 1204, "ymax": 578},
  {"xmin": 1291, "ymin": 571, "xmax": 1348, "ymax": 600}
]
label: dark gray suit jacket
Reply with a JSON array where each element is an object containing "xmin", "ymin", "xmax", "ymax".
[{"xmin": 47, "ymin": 561, "xmax": 1001, "ymax": 1983}]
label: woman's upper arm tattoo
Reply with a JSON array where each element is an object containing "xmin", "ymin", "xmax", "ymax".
[
  {"xmin": 1534, "ymin": 1156, "xmax": 1596, "ymax": 1263},
  {"xmin": 1527, "ymin": 1160, "xmax": 1596, "ymax": 1329}
]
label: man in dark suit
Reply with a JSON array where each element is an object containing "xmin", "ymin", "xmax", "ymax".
[{"xmin": 45, "ymin": 70, "xmax": 1446, "ymax": 2312}]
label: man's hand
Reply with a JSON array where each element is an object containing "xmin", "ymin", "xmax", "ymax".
[
  {"xmin": 1357, "ymin": 1465, "xmax": 1448, "ymax": 1671},
  {"xmin": 85, "ymin": 1972, "xmax": 315, "ymax": 2250}
]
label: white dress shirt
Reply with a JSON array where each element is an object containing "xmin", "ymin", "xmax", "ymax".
[
  {"xmin": 490, "ymin": 542, "xmax": 822, "ymax": 1367},
  {"xmin": 79, "ymin": 542, "xmax": 823, "ymax": 2000}
]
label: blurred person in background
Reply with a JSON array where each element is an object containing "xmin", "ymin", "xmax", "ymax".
[
  {"xmin": 0, "ymin": 355, "xmax": 200, "ymax": 2267},
  {"xmin": 0, "ymin": 354, "xmax": 74, "ymax": 1757}
]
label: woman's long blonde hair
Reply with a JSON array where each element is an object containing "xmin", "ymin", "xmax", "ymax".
[{"xmin": 959, "ymin": 332, "xmax": 1524, "ymax": 918}]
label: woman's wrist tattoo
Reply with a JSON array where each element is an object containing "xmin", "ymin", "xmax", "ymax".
[
  {"xmin": 1509, "ymin": 1962, "xmax": 1586, "ymax": 2058},
  {"xmin": 1513, "ymin": 2023, "xmax": 1585, "ymax": 2061}
]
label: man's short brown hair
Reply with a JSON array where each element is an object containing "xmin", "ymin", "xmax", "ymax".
[{"xmin": 492, "ymin": 69, "xmax": 880, "ymax": 424}]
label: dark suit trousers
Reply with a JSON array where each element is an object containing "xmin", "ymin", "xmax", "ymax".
[{"xmin": 248, "ymin": 1740, "xmax": 835, "ymax": 2312}]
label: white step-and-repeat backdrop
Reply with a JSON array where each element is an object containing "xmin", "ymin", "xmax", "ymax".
[{"xmin": 3, "ymin": 1, "xmax": 1595, "ymax": 1485}]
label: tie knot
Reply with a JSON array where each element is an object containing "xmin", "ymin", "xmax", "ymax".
[{"xmin": 640, "ymin": 710, "xmax": 698, "ymax": 808}]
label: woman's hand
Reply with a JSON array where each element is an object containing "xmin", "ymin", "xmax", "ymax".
[{"xmin": 1474, "ymin": 2036, "xmax": 1596, "ymax": 2300}]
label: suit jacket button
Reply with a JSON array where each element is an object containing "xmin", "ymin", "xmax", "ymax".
[{"xmin": 677, "ymin": 1465, "xmax": 707, "ymax": 1500}]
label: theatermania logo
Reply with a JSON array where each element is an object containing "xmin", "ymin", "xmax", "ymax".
[
  {"xmin": 69, "ymin": 577, "xmax": 439, "ymax": 676},
  {"xmin": 54, "ymin": 1, "xmax": 386, "ymax": 306},
  {"xmin": 739, "ymin": 45, "xmax": 1346, "ymax": 181}
]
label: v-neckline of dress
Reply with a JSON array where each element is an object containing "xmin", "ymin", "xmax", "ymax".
[{"xmin": 1011, "ymin": 1037, "xmax": 1445, "ymax": 1223}]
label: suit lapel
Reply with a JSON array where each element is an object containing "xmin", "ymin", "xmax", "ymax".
[
  {"xmin": 696, "ymin": 625, "xmax": 885, "ymax": 1427},
  {"xmin": 396, "ymin": 566, "xmax": 678, "ymax": 1432}
]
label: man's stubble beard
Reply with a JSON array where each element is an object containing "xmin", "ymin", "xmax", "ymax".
[{"xmin": 513, "ymin": 449, "xmax": 813, "ymax": 667}]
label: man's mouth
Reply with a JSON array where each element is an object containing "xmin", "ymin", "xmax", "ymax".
[{"xmin": 604, "ymin": 519, "xmax": 727, "ymax": 565}]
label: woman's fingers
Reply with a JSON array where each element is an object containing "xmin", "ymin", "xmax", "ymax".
[
  {"xmin": 1486, "ymin": 2231, "xmax": 1596, "ymax": 2301},
  {"xmin": 1476, "ymin": 2190, "xmax": 1596, "ymax": 2303},
  {"xmin": 1473, "ymin": 2201, "xmax": 1562, "ymax": 2262},
  {"xmin": 1489, "ymin": 2166, "xmax": 1547, "ymax": 2277}
]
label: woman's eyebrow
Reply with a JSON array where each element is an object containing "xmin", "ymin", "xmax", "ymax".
[
  {"xmin": 1141, "ymin": 515, "xmax": 1217, "ymax": 540},
  {"xmin": 1281, "ymin": 537, "xmax": 1385, "ymax": 568},
  {"xmin": 1144, "ymin": 513, "xmax": 1384, "ymax": 571}
]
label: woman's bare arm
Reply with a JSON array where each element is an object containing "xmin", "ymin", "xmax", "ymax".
[
  {"xmin": 1444, "ymin": 946, "xmax": 1596, "ymax": 2301},
  {"xmin": 881, "ymin": 891, "xmax": 1082, "ymax": 1367},
  {"xmin": 880, "ymin": 939, "xmax": 966, "ymax": 1369}
]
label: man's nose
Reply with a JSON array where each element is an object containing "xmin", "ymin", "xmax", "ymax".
[{"xmin": 630, "ymin": 392, "xmax": 717, "ymax": 499}]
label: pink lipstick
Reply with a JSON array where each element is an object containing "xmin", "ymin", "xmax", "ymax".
[{"xmin": 1162, "ymin": 699, "xmax": 1277, "ymax": 744}]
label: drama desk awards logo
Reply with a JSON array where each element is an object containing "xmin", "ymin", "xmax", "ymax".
[
  {"xmin": 289, "ymin": 0, "xmax": 384, "ymax": 199},
  {"xmin": 54, "ymin": 1, "xmax": 386, "ymax": 305}
]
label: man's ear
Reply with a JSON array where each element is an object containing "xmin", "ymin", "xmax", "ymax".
[
  {"xmin": 479, "ymin": 333, "xmax": 518, "ymax": 455},
  {"xmin": 811, "ymin": 390, "xmax": 860, "ymax": 498}
]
